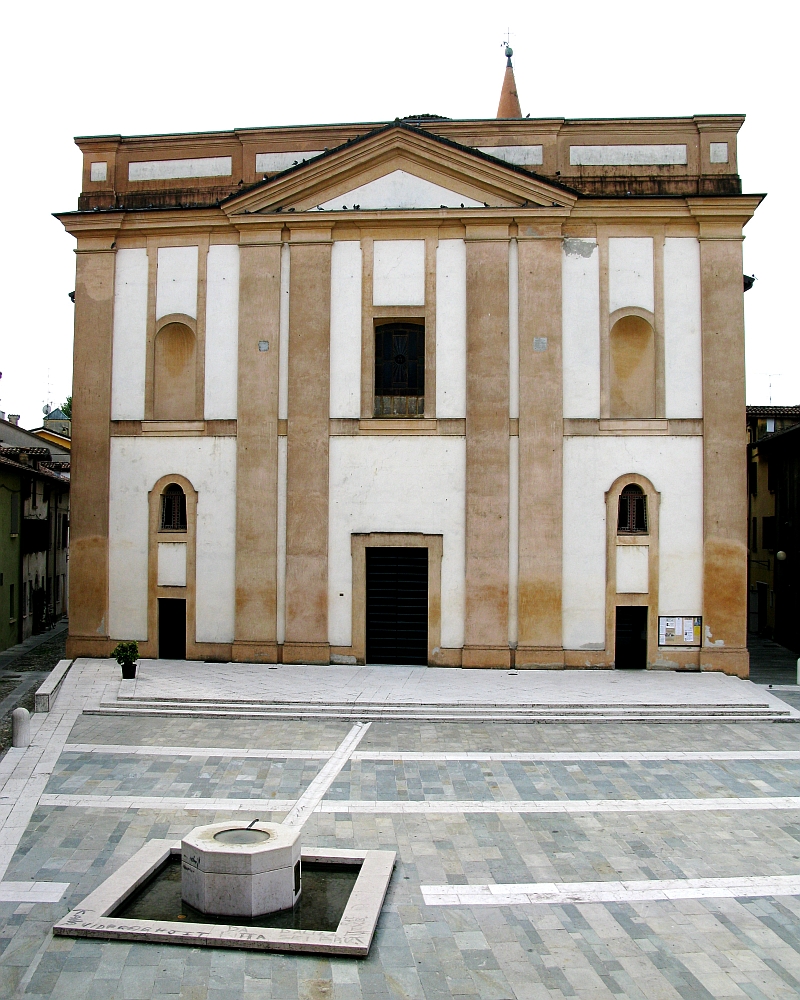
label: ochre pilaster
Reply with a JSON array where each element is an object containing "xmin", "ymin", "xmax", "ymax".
[
  {"xmin": 516, "ymin": 227, "xmax": 564, "ymax": 665},
  {"xmin": 66, "ymin": 241, "xmax": 117, "ymax": 657},
  {"xmin": 698, "ymin": 225, "xmax": 748, "ymax": 676},
  {"xmin": 232, "ymin": 237, "xmax": 281, "ymax": 662},
  {"xmin": 283, "ymin": 236, "xmax": 332, "ymax": 664},
  {"xmin": 463, "ymin": 231, "xmax": 511, "ymax": 667}
]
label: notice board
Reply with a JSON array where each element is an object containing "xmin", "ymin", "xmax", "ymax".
[{"xmin": 658, "ymin": 616, "xmax": 702, "ymax": 647}]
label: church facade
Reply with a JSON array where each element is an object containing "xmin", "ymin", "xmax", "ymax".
[{"xmin": 58, "ymin": 78, "xmax": 760, "ymax": 675}]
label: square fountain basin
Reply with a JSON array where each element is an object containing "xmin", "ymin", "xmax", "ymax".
[{"xmin": 53, "ymin": 840, "xmax": 395, "ymax": 956}]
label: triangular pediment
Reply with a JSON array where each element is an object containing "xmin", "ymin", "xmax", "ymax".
[{"xmin": 223, "ymin": 123, "xmax": 577, "ymax": 215}]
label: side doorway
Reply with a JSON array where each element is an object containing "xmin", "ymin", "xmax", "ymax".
[
  {"xmin": 615, "ymin": 606, "xmax": 648, "ymax": 668},
  {"xmin": 158, "ymin": 598, "xmax": 186, "ymax": 659}
]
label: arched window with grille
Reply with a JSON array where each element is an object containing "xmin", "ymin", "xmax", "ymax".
[
  {"xmin": 617, "ymin": 484, "xmax": 648, "ymax": 534},
  {"xmin": 160, "ymin": 483, "xmax": 187, "ymax": 532},
  {"xmin": 374, "ymin": 322, "xmax": 425, "ymax": 417}
]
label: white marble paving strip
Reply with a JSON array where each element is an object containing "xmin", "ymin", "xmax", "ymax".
[
  {"xmin": 63, "ymin": 743, "xmax": 331, "ymax": 759},
  {"xmin": 35, "ymin": 794, "xmax": 800, "ymax": 815},
  {"xmin": 61, "ymin": 744, "xmax": 800, "ymax": 763},
  {"xmin": 0, "ymin": 881, "xmax": 70, "ymax": 903},
  {"xmin": 282, "ymin": 721, "xmax": 371, "ymax": 828},
  {"xmin": 0, "ymin": 659, "xmax": 116, "ymax": 881},
  {"xmin": 39, "ymin": 794, "xmax": 297, "ymax": 812},
  {"xmin": 421, "ymin": 875, "xmax": 800, "ymax": 907}
]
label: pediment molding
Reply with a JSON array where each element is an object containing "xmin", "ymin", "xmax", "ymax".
[{"xmin": 222, "ymin": 124, "xmax": 578, "ymax": 216}]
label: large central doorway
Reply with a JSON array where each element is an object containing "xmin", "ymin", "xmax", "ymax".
[
  {"xmin": 365, "ymin": 547, "xmax": 428, "ymax": 665},
  {"xmin": 615, "ymin": 606, "xmax": 648, "ymax": 668}
]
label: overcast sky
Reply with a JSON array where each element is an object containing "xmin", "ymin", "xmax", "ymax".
[{"xmin": 1, "ymin": 0, "xmax": 795, "ymax": 428}]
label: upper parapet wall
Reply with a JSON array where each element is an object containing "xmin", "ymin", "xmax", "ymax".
[{"xmin": 75, "ymin": 114, "xmax": 744, "ymax": 211}]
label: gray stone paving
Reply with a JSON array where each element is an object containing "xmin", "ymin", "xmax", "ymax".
[{"xmin": 6, "ymin": 711, "xmax": 800, "ymax": 997}]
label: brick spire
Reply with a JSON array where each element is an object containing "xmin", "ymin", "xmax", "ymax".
[{"xmin": 496, "ymin": 45, "xmax": 522, "ymax": 119}]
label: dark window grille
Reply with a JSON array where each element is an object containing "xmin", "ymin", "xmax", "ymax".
[
  {"xmin": 160, "ymin": 485, "xmax": 187, "ymax": 531},
  {"xmin": 617, "ymin": 485, "xmax": 648, "ymax": 534},
  {"xmin": 374, "ymin": 323, "xmax": 424, "ymax": 417}
]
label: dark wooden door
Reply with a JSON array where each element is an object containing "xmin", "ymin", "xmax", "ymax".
[
  {"xmin": 615, "ymin": 606, "xmax": 648, "ymax": 668},
  {"xmin": 366, "ymin": 547, "xmax": 428, "ymax": 665},
  {"xmin": 158, "ymin": 598, "xmax": 186, "ymax": 659}
]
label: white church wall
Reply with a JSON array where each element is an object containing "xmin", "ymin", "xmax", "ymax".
[
  {"xmin": 156, "ymin": 245, "xmax": 198, "ymax": 319},
  {"xmin": 329, "ymin": 241, "xmax": 363, "ymax": 418},
  {"xmin": 316, "ymin": 170, "xmax": 483, "ymax": 211},
  {"xmin": 562, "ymin": 238, "xmax": 600, "ymax": 418},
  {"xmin": 608, "ymin": 237, "xmax": 654, "ymax": 313},
  {"xmin": 373, "ymin": 240, "xmax": 425, "ymax": 306},
  {"xmin": 562, "ymin": 435, "xmax": 703, "ymax": 649},
  {"xmin": 663, "ymin": 237, "xmax": 703, "ymax": 418},
  {"xmin": 328, "ymin": 436, "xmax": 466, "ymax": 649},
  {"xmin": 111, "ymin": 248, "xmax": 149, "ymax": 420},
  {"xmin": 108, "ymin": 436, "xmax": 237, "ymax": 644},
  {"xmin": 204, "ymin": 244, "xmax": 239, "ymax": 420},
  {"xmin": 435, "ymin": 239, "xmax": 467, "ymax": 418}
]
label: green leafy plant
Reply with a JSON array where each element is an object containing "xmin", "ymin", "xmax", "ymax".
[{"xmin": 112, "ymin": 641, "xmax": 139, "ymax": 668}]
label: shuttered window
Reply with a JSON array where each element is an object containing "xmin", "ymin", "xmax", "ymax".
[
  {"xmin": 617, "ymin": 485, "xmax": 648, "ymax": 534},
  {"xmin": 374, "ymin": 323, "xmax": 425, "ymax": 417},
  {"xmin": 160, "ymin": 484, "xmax": 187, "ymax": 531}
]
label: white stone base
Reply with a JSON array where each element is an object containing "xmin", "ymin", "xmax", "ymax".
[
  {"xmin": 181, "ymin": 864, "xmax": 298, "ymax": 918},
  {"xmin": 181, "ymin": 821, "xmax": 301, "ymax": 918}
]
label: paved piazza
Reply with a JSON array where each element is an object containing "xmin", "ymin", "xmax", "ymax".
[{"xmin": 4, "ymin": 662, "xmax": 800, "ymax": 997}]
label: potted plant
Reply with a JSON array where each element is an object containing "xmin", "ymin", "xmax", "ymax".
[{"xmin": 112, "ymin": 641, "xmax": 139, "ymax": 680}]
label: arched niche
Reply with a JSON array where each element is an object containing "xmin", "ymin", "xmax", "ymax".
[
  {"xmin": 153, "ymin": 319, "xmax": 198, "ymax": 420},
  {"xmin": 609, "ymin": 315, "xmax": 655, "ymax": 418}
]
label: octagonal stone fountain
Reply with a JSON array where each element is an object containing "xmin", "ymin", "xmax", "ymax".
[
  {"xmin": 54, "ymin": 722, "xmax": 395, "ymax": 955},
  {"xmin": 181, "ymin": 820, "xmax": 301, "ymax": 918}
]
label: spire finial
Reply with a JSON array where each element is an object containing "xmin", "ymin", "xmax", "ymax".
[{"xmin": 497, "ymin": 35, "xmax": 522, "ymax": 118}]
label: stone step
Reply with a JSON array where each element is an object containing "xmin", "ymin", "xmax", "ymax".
[{"xmin": 93, "ymin": 701, "xmax": 794, "ymax": 723}]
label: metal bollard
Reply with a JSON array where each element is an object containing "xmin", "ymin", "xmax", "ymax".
[{"xmin": 12, "ymin": 707, "xmax": 31, "ymax": 748}]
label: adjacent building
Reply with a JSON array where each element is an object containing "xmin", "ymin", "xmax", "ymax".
[
  {"xmin": 0, "ymin": 416, "xmax": 70, "ymax": 648},
  {"xmin": 747, "ymin": 405, "xmax": 800, "ymax": 648},
  {"xmin": 58, "ymin": 59, "xmax": 761, "ymax": 674}
]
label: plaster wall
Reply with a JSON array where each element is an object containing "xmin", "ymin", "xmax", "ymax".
[
  {"xmin": 477, "ymin": 145, "xmax": 543, "ymax": 165},
  {"xmin": 570, "ymin": 146, "xmax": 687, "ymax": 166},
  {"xmin": 157, "ymin": 542, "xmax": 187, "ymax": 587},
  {"xmin": 328, "ymin": 436, "xmax": 466, "ymax": 648},
  {"xmin": 373, "ymin": 241, "xmax": 426, "ymax": 306},
  {"xmin": 609, "ymin": 238, "xmax": 654, "ymax": 313},
  {"xmin": 111, "ymin": 249, "xmax": 149, "ymax": 420},
  {"xmin": 435, "ymin": 240, "xmax": 467, "ymax": 418},
  {"xmin": 156, "ymin": 246, "xmax": 198, "ymax": 320},
  {"xmin": 563, "ymin": 436, "xmax": 703, "ymax": 648},
  {"xmin": 204, "ymin": 245, "xmax": 239, "ymax": 420},
  {"xmin": 329, "ymin": 241, "xmax": 363, "ymax": 418},
  {"xmin": 256, "ymin": 151, "xmax": 325, "ymax": 173},
  {"xmin": 616, "ymin": 545, "xmax": 649, "ymax": 593},
  {"xmin": 129, "ymin": 157, "xmax": 231, "ymax": 181},
  {"xmin": 317, "ymin": 170, "xmax": 482, "ymax": 211},
  {"xmin": 562, "ymin": 239, "xmax": 600, "ymax": 418},
  {"xmin": 663, "ymin": 238, "xmax": 703, "ymax": 418},
  {"xmin": 108, "ymin": 437, "xmax": 236, "ymax": 643}
]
